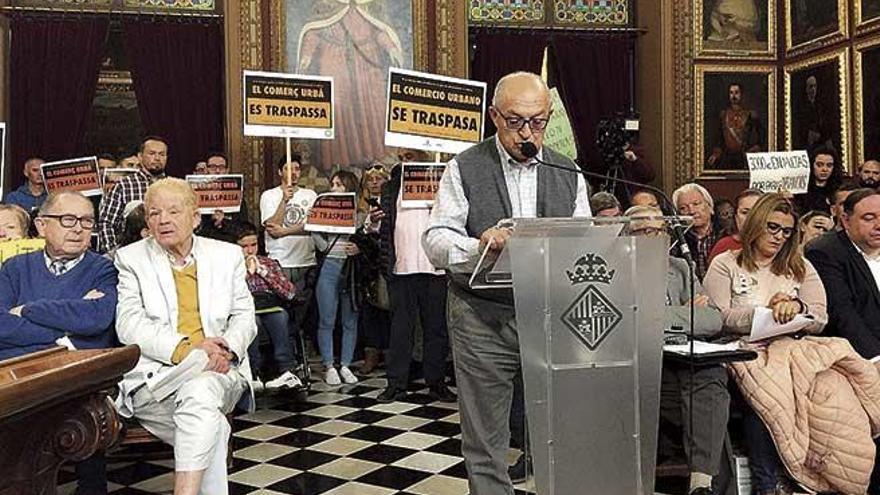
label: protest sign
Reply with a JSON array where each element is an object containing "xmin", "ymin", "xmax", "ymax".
[
  {"xmin": 385, "ymin": 68, "xmax": 486, "ymax": 154},
  {"xmin": 305, "ymin": 192, "xmax": 357, "ymax": 234},
  {"xmin": 0, "ymin": 123, "xmax": 5, "ymax": 201},
  {"xmin": 41, "ymin": 157, "xmax": 102, "ymax": 196},
  {"xmin": 243, "ymin": 70, "xmax": 334, "ymax": 139},
  {"xmin": 0, "ymin": 238, "xmax": 45, "ymax": 264},
  {"xmin": 543, "ymin": 88, "xmax": 577, "ymax": 161},
  {"xmin": 101, "ymin": 168, "xmax": 140, "ymax": 195},
  {"xmin": 747, "ymin": 151, "xmax": 811, "ymax": 194},
  {"xmin": 185, "ymin": 175, "xmax": 244, "ymax": 214},
  {"xmin": 401, "ymin": 162, "xmax": 445, "ymax": 208}
]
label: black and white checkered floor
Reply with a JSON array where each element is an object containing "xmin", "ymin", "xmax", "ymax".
[{"xmin": 57, "ymin": 369, "xmax": 536, "ymax": 495}]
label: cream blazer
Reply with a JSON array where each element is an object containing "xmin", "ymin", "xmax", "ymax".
[{"xmin": 114, "ymin": 235, "xmax": 257, "ymax": 415}]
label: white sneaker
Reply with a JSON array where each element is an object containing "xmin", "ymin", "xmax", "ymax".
[
  {"xmin": 324, "ymin": 367, "xmax": 342, "ymax": 386},
  {"xmin": 339, "ymin": 366, "xmax": 359, "ymax": 384},
  {"xmin": 251, "ymin": 379, "xmax": 264, "ymax": 393},
  {"xmin": 265, "ymin": 370, "xmax": 303, "ymax": 390}
]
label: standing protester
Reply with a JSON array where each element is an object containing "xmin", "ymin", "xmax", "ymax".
[
  {"xmin": 98, "ymin": 135, "xmax": 169, "ymax": 253},
  {"xmin": 358, "ymin": 162, "xmax": 391, "ymax": 374},
  {"xmin": 794, "ymin": 146, "xmax": 842, "ymax": 214},
  {"xmin": 196, "ymin": 151, "xmax": 250, "ymax": 243},
  {"xmin": 4, "ymin": 157, "xmax": 47, "ymax": 213}
]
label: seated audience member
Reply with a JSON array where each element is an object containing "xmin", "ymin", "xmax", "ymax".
[
  {"xmin": 858, "ymin": 159, "xmax": 880, "ymax": 189},
  {"xmin": 590, "ymin": 191, "xmax": 622, "ymax": 217},
  {"xmin": 4, "ymin": 157, "xmax": 46, "ymax": 212},
  {"xmin": 630, "ymin": 188, "xmax": 660, "ymax": 209},
  {"xmin": 673, "ymin": 183, "xmax": 722, "ymax": 280},
  {"xmin": 714, "ymin": 197, "xmax": 735, "ymax": 234},
  {"xmin": 197, "ymin": 152, "xmax": 250, "ymax": 243},
  {"xmin": 0, "ymin": 191, "xmax": 117, "ymax": 495},
  {"xmin": 627, "ymin": 206, "xmax": 726, "ymax": 495},
  {"xmin": 313, "ymin": 170, "xmax": 362, "ymax": 385},
  {"xmin": 0, "ymin": 204, "xmax": 30, "ymax": 242},
  {"xmin": 798, "ymin": 210, "xmax": 833, "ymax": 248},
  {"xmin": 105, "ymin": 201, "xmax": 149, "ymax": 260},
  {"xmin": 704, "ymin": 193, "xmax": 826, "ymax": 495},
  {"xmin": 794, "ymin": 147, "xmax": 841, "ymax": 214},
  {"xmin": 371, "ymin": 156, "xmax": 455, "ymax": 403},
  {"xmin": 831, "ymin": 183, "xmax": 859, "ymax": 230},
  {"xmin": 805, "ymin": 188, "xmax": 880, "ymax": 493},
  {"xmin": 114, "ymin": 178, "xmax": 256, "ymax": 495},
  {"xmin": 234, "ymin": 223, "xmax": 302, "ymax": 391},
  {"xmin": 708, "ymin": 189, "xmax": 763, "ymax": 264}
]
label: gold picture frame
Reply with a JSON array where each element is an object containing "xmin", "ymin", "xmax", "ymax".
[
  {"xmin": 854, "ymin": 37, "xmax": 880, "ymax": 166},
  {"xmin": 694, "ymin": 63, "xmax": 777, "ymax": 176},
  {"xmin": 694, "ymin": 0, "xmax": 776, "ymax": 59},
  {"xmin": 785, "ymin": 0, "xmax": 848, "ymax": 57},
  {"xmin": 855, "ymin": 0, "xmax": 880, "ymax": 35},
  {"xmin": 784, "ymin": 48, "xmax": 851, "ymax": 173}
]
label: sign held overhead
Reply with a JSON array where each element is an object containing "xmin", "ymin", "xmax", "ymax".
[{"xmin": 243, "ymin": 70, "xmax": 334, "ymax": 139}]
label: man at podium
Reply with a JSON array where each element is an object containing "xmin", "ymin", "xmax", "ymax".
[{"xmin": 423, "ymin": 71, "xmax": 591, "ymax": 495}]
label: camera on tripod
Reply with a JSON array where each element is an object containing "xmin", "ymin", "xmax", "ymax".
[{"xmin": 595, "ymin": 114, "xmax": 640, "ymax": 170}]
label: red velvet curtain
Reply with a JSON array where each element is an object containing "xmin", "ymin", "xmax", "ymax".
[
  {"xmin": 549, "ymin": 34, "xmax": 633, "ymax": 173},
  {"xmin": 9, "ymin": 15, "xmax": 109, "ymax": 188},
  {"xmin": 122, "ymin": 20, "xmax": 224, "ymax": 178},
  {"xmin": 470, "ymin": 29, "xmax": 549, "ymax": 137}
]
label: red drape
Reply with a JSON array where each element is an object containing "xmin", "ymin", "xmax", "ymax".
[
  {"xmin": 122, "ymin": 20, "xmax": 224, "ymax": 178},
  {"xmin": 549, "ymin": 34, "xmax": 633, "ymax": 173},
  {"xmin": 9, "ymin": 15, "xmax": 109, "ymax": 188},
  {"xmin": 470, "ymin": 29, "xmax": 549, "ymax": 137}
]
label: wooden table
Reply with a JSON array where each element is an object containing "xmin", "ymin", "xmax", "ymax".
[{"xmin": 0, "ymin": 346, "xmax": 139, "ymax": 495}]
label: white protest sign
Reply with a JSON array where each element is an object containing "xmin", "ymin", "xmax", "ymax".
[{"xmin": 747, "ymin": 151, "xmax": 810, "ymax": 194}]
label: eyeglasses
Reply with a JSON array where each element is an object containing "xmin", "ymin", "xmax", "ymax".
[
  {"xmin": 766, "ymin": 221, "xmax": 795, "ymax": 238},
  {"xmin": 494, "ymin": 108, "xmax": 550, "ymax": 131},
  {"xmin": 41, "ymin": 214, "xmax": 95, "ymax": 230}
]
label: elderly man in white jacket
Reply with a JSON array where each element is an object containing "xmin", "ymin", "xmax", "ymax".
[{"xmin": 114, "ymin": 178, "xmax": 256, "ymax": 495}]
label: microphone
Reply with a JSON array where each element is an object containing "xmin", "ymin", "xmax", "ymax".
[{"xmin": 518, "ymin": 141, "xmax": 693, "ymax": 260}]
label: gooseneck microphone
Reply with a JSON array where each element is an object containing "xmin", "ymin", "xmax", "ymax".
[{"xmin": 518, "ymin": 141, "xmax": 693, "ymax": 260}]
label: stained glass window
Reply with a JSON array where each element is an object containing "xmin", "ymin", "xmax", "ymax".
[
  {"xmin": 553, "ymin": 0, "xmax": 629, "ymax": 26},
  {"xmin": 469, "ymin": 0, "xmax": 545, "ymax": 24}
]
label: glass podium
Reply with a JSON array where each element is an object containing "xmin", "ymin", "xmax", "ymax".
[{"xmin": 470, "ymin": 216, "xmax": 688, "ymax": 495}]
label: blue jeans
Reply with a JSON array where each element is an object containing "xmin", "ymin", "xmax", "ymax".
[
  {"xmin": 316, "ymin": 257, "xmax": 358, "ymax": 367},
  {"xmin": 247, "ymin": 309, "xmax": 296, "ymax": 377}
]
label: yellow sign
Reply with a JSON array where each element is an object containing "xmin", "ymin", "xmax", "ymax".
[
  {"xmin": 385, "ymin": 68, "xmax": 486, "ymax": 154},
  {"xmin": 0, "ymin": 238, "xmax": 45, "ymax": 264},
  {"xmin": 243, "ymin": 71, "xmax": 334, "ymax": 139}
]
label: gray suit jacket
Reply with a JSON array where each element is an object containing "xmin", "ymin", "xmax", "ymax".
[{"xmin": 666, "ymin": 256, "xmax": 724, "ymax": 339}]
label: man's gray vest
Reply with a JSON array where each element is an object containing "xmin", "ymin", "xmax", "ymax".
[{"xmin": 447, "ymin": 137, "xmax": 580, "ymax": 316}]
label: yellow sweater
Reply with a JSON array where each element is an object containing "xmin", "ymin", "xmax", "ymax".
[{"xmin": 170, "ymin": 263, "xmax": 205, "ymax": 364}]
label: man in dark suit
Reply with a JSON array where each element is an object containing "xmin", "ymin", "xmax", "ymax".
[{"xmin": 805, "ymin": 187, "xmax": 880, "ymax": 494}]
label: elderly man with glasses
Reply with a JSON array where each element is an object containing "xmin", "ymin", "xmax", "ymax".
[{"xmin": 0, "ymin": 191, "xmax": 118, "ymax": 495}]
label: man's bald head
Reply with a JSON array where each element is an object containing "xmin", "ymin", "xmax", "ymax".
[{"xmin": 492, "ymin": 71, "xmax": 550, "ymax": 108}]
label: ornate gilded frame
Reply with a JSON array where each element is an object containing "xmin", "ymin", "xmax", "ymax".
[
  {"xmin": 855, "ymin": 0, "xmax": 880, "ymax": 36},
  {"xmin": 785, "ymin": 0, "xmax": 848, "ymax": 57},
  {"xmin": 694, "ymin": 0, "xmax": 776, "ymax": 60},
  {"xmin": 693, "ymin": 64, "xmax": 777, "ymax": 177},
  {"xmin": 853, "ymin": 36, "xmax": 880, "ymax": 165},
  {"xmin": 783, "ymin": 48, "xmax": 851, "ymax": 172}
]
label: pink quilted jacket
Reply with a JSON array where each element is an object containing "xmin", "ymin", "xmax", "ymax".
[{"xmin": 731, "ymin": 336, "xmax": 880, "ymax": 494}]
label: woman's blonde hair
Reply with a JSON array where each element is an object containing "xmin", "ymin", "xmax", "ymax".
[
  {"xmin": 0, "ymin": 204, "xmax": 31, "ymax": 236},
  {"xmin": 736, "ymin": 193, "xmax": 805, "ymax": 281},
  {"xmin": 359, "ymin": 163, "xmax": 390, "ymax": 212}
]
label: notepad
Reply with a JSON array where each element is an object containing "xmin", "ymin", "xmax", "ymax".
[{"xmin": 748, "ymin": 306, "xmax": 814, "ymax": 342}]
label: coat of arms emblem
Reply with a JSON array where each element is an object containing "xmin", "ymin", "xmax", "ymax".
[{"xmin": 561, "ymin": 253, "xmax": 622, "ymax": 350}]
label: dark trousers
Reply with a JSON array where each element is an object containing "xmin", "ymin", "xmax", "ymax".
[
  {"xmin": 360, "ymin": 303, "xmax": 390, "ymax": 350},
  {"xmin": 743, "ymin": 407, "xmax": 783, "ymax": 492},
  {"xmin": 871, "ymin": 439, "xmax": 880, "ymax": 494},
  {"xmin": 75, "ymin": 454, "xmax": 107, "ymax": 494},
  {"xmin": 659, "ymin": 362, "xmax": 730, "ymax": 476},
  {"xmin": 386, "ymin": 274, "xmax": 449, "ymax": 388}
]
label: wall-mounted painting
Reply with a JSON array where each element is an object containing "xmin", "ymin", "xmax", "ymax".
[
  {"xmin": 786, "ymin": 0, "xmax": 848, "ymax": 56},
  {"xmin": 854, "ymin": 38, "xmax": 880, "ymax": 166},
  {"xmin": 695, "ymin": 0, "xmax": 775, "ymax": 59},
  {"xmin": 695, "ymin": 64, "xmax": 776, "ymax": 175},
  {"xmin": 282, "ymin": 0, "xmax": 415, "ymax": 172},
  {"xmin": 784, "ymin": 48, "xmax": 850, "ymax": 172},
  {"xmin": 856, "ymin": 0, "xmax": 880, "ymax": 34}
]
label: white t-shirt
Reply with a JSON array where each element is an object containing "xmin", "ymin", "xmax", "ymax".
[{"xmin": 260, "ymin": 186, "xmax": 318, "ymax": 268}]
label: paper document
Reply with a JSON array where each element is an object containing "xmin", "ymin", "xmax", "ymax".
[
  {"xmin": 748, "ymin": 306, "xmax": 813, "ymax": 342},
  {"xmin": 145, "ymin": 349, "xmax": 209, "ymax": 401},
  {"xmin": 664, "ymin": 341, "xmax": 741, "ymax": 356}
]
